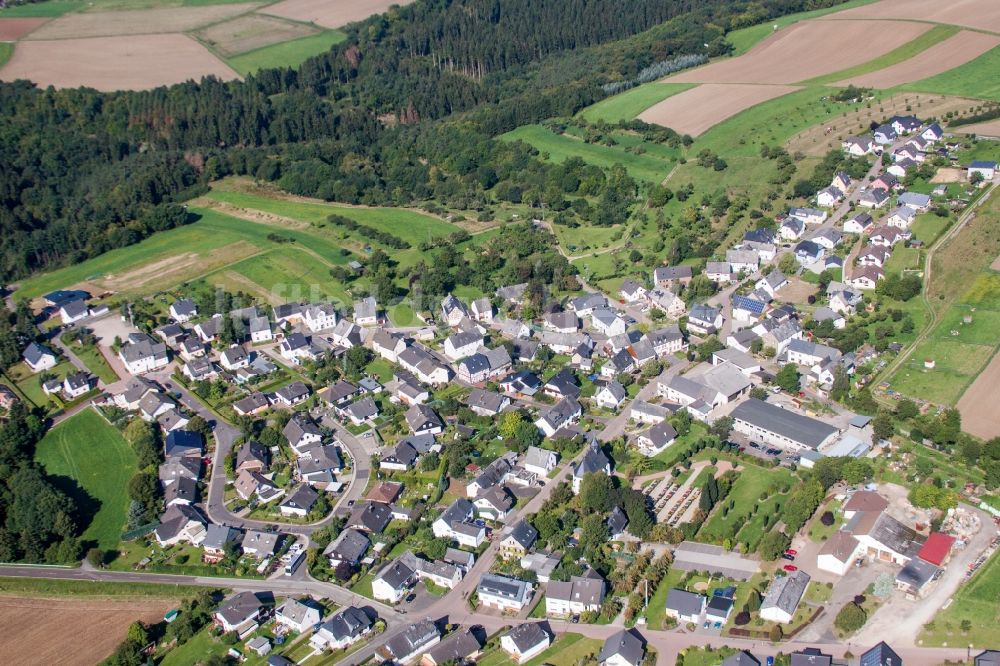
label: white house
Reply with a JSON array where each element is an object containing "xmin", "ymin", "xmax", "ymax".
[
  {"xmin": 789, "ymin": 207, "xmax": 828, "ymax": 225},
  {"xmin": 843, "ymin": 212, "xmax": 874, "ymax": 235},
  {"xmin": 522, "ymin": 446, "xmax": 558, "ymax": 476},
  {"xmin": 590, "ymin": 308, "xmax": 627, "ymax": 336},
  {"xmin": 635, "ymin": 420, "xmax": 678, "ymax": 457},
  {"xmin": 760, "ymin": 570, "xmax": 810, "ymax": 624},
  {"xmin": 23, "ymin": 342, "xmax": 57, "ymax": 373},
  {"xmin": 119, "ymin": 336, "xmax": 170, "ymax": 374},
  {"xmin": 443, "ymin": 330, "xmax": 483, "ymax": 361},
  {"xmin": 372, "ymin": 558, "xmax": 416, "ymax": 604},
  {"xmin": 275, "ymin": 598, "xmax": 323, "ymax": 634},
  {"xmin": 477, "ymin": 573, "xmax": 533, "ymax": 612},
  {"xmin": 817, "ymin": 530, "xmax": 862, "ymax": 576},
  {"xmin": 665, "ymin": 588, "xmax": 706, "ymax": 623},
  {"xmin": 594, "ymin": 381, "xmax": 627, "ymax": 411},
  {"xmin": 886, "ymin": 207, "xmax": 916, "ymax": 229},
  {"xmin": 545, "ymin": 574, "xmax": 606, "ymax": 617},
  {"xmin": 968, "ymin": 160, "xmax": 997, "ymax": 180},
  {"xmin": 169, "ymin": 299, "xmax": 198, "ymax": 323},
  {"xmin": 779, "ymin": 218, "xmax": 805, "ymax": 241},
  {"xmin": 816, "ymin": 186, "xmax": 843, "ymax": 207},
  {"xmin": 303, "ymin": 304, "xmax": 338, "ymax": 332},
  {"xmin": 249, "ymin": 317, "xmax": 273, "ymax": 343},
  {"xmin": 501, "ymin": 623, "xmax": 551, "ymax": 664},
  {"xmin": 842, "ymin": 136, "xmax": 875, "ymax": 156},
  {"xmin": 619, "ymin": 279, "xmax": 647, "ymax": 303}
]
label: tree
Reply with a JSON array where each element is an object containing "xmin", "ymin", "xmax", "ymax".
[
  {"xmin": 758, "ymin": 530, "xmax": 791, "ymax": 560},
  {"xmin": 872, "ymin": 572, "xmax": 894, "ymax": 598},
  {"xmin": 834, "ymin": 602, "xmax": 867, "ymax": 633},
  {"xmin": 895, "ymin": 399, "xmax": 919, "ymax": 421},
  {"xmin": 128, "ymin": 472, "xmax": 161, "ymax": 518},
  {"xmin": 498, "ymin": 411, "xmax": 524, "ymax": 440},
  {"xmin": 830, "ymin": 366, "xmax": 850, "ymax": 402},
  {"xmin": 769, "ymin": 624, "xmax": 783, "ymax": 642},
  {"xmin": 871, "ymin": 412, "xmax": 894, "ymax": 443},
  {"xmin": 710, "ymin": 416, "xmax": 734, "ymax": 440},
  {"xmin": 186, "ymin": 415, "xmax": 211, "ymax": 437},
  {"xmin": 774, "ymin": 364, "xmax": 800, "ymax": 393},
  {"xmin": 778, "ymin": 253, "xmax": 798, "ymax": 274},
  {"xmin": 579, "ymin": 473, "xmax": 615, "ymax": 513}
]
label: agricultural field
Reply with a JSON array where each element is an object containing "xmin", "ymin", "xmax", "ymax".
[
  {"xmin": 723, "ymin": 0, "xmax": 878, "ymax": 56},
  {"xmin": 501, "ymin": 124, "xmax": 678, "ymax": 183},
  {"xmin": 823, "ymin": 0, "xmax": 1000, "ymax": 34},
  {"xmin": 903, "ymin": 45, "xmax": 1000, "ymax": 102},
  {"xmin": 22, "ymin": 2, "xmax": 257, "ymax": 39},
  {"xmin": 193, "ymin": 13, "xmax": 317, "ymax": 57},
  {"xmin": 578, "ymin": 82, "xmax": 695, "ymax": 124},
  {"xmin": 34, "ymin": 409, "xmax": 138, "ymax": 550},
  {"xmin": 226, "ymin": 28, "xmax": 346, "ymax": 75},
  {"xmin": 261, "ymin": 0, "xmax": 415, "ymax": 29},
  {"xmin": 638, "ymin": 83, "xmax": 801, "ymax": 137},
  {"xmin": 919, "ymin": 548, "xmax": 1000, "ymax": 647}
]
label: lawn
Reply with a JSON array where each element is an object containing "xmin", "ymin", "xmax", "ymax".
[
  {"xmin": 73, "ymin": 344, "xmax": 119, "ymax": 384},
  {"xmin": 0, "ymin": 576, "xmax": 210, "ymax": 598},
  {"xmin": 222, "ymin": 246, "xmax": 352, "ymax": 304},
  {"xmin": 34, "ymin": 409, "xmax": 138, "ymax": 550},
  {"xmin": 904, "ymin": 45, "xmax": 1000, "ymax": 102},
  {"xmin": 699, "ymin": 465, "xmax": 794, "ymax": 543},
  {"xmin": 578, "ymin": 82, "xmax": 696, "ymax": 123},
  {"xmin": 0, "ymin": 43, "xmax": 12, "ymax": 69},
  {"xmin": 227, "ymin": 29, "xmax": 347, "ymax": 76},
  {"xmin": 723, "ymin": 0, "xmax": 878, "ymax": 55},
  {"xmin": 808, "ymin": 499, "xmax": 844, "ymax": 542},
  {"xmin": 479, "ymin": 634, "xmax": 602, "ymax": 666},
  {"xmin": 910, "ymin": 213, "xmax": 952, "ymax": 245},
  {"xmin": 802, "ymin": 25, "xmax": 959, "ymax": 85},
  {"xmin": 0, "ymin": 1, "xmax": 80, "ymax": 16},
  {"xmin": 500, "ymin": 124, "xmax": 675, "ymax": 183},
  {"xmin": 10, "ymin": 360, "xmax": 76, "ymax": 409}
]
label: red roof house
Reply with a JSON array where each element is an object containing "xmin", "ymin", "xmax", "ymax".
[{"xmin": 917, "ymin": 532, "xmax": 955, "ymax": 566}]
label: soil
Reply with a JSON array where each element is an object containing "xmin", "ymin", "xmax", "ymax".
[
  {"xmin": 952, "ymin": 119, "xmax": 1000, "ymax": 139},
  {"xmin": 194, "ymin": 13, "xmax": 317, "ymax": 58},
  {"xmin": 822, "ymin": 0, "xmax": 1000, "ymax": 34},
  {"xmin": 261, "ymin": 0, "xmax": 415, "ymax": 29},
  {"xmin": 0, "ymin": 17, "xmax": 47, "ymax": 40},
  {"xmin": 638, "ymin": 83, "xmax": 801, "ymax": 136},
  {"xmin": 930, "ymin": 168, "xmax": 967, "ymax": 184},
  {"xmin": 23, "ymin": 3, "xmax": 260, "ymax": 40}
]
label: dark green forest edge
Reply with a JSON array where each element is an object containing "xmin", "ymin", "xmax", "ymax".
[{"xmin": 0, "ymin": 0, "xmax": 859, "ymax": 564}]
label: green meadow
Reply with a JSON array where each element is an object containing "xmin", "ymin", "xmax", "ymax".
[
  {"xmin": 903, "ymin": 45, "xmax": 1000, "ymax": 101},
  {"xmin": 227, "ymin": 29, "xmax": 348, "ymax": 76},
  {"xmin": 578, "ymin": 82, "xmax": 696, "ymax": 124}
]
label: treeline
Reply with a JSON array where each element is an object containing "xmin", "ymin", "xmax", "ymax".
[{"xmin": 326, "ymin": 214, "xmax": 411, "ymax": 249}]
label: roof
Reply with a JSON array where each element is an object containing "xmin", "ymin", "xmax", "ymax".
[
  {"xmin": 860, "ymin": 642, "xmax": 902, "ymax": 666},
  {"xmin": 819, "ymin": 530, "xmax": 860, "ymax": 563},
  {"xmin": 976, "ymin": 652, "xmax": 1000, "ymax": 666},
  {"xmin": 242, "ymin": 529, "xmax": 279, "ymax": 554},
  {"xmin": 376, "ymin": 557, "xmax": 416, "ymax": 589},
  {"xmin": 382, "ymin": 620, "xmax": 439, "ymax": 659},
  {"xmin": 523, "ymin": 446, "xmax": 557, "ymax": 470},
  {"xmin": 164, "ymin": 430, "xmax": 203, "ymax": 458},
  {"xmin": 733, "ymin": 295, "xmax": 766, "ymax": 315},
  {"xmin": 278, "ymin": 598, "xmax": 320, "ymax": 625},
  {"xmin": 844, "ymin": 490, "xmax": 889, "ymax": 514},
  {"xmin": 547, "ymin": 574, "xmax": 606, "ymax": 606},
  {"xmin": 723, "ymin": 652, "xmax": 762, "ymax": 666},
  {"xmin": 281, "ymin": 484, "xmax": 319, "ymax": 512},
  {"xmin": 504, "ymin": 622, "xmax": 550, "ymax": 652},
  {"xmin": 405, "ymin": 403, "xmax": 442, "ymax": 431},
  {"xmin": 970, "ymin": 160, "xmax": 998, "ymax": 169},
  {"xmin": 654, "ymin": 265, "xmax": 693, "ymax": 281},
  {"xmin": 895, "ymin": 557, "xmax": 938, "ymax": 591},
  {"xmin": 791, "ymin": 648, "xmax": 833, "ymax": 666},
  {"xmin": 323, "ymin": 528, "xmax": 370, "ymax": 562},
  {"xmin": 425, "ymin": 628, "xmax": 483, "ymax": 664},
  {"xmin": 640, "ymin": 420, "xmax": 678, "ymax": 448},
  {"xmin": 348, "ymin": 501, "xmax": 393, "ymax": 533},
  {"xmin": 319, "ymin": 606, "xmax": 372, "ymax": 642},
  {"xmin": 367, "ymin": 481, "xmax": 403, "ymax": 505},
  {"xmin": 730, "ymin": 399, "xmax": 838, "ymax": 449},
  {"xmin": 597, "ymin": 629, "xmax": 644, "ymax": 666},
  {"xmin": 202, "ymin": 524, "xmax": 239, "ymax": 551},
  {"xmin": 665, "ymin": 588, "xmax": 704, "ymax": 616},
  {"xmin": 216, "ymin": 591, "xmax": 274, "ymax": 627},
  {"xmin": 762, "ymin": 569, "xmax": 810, "ymax": 616},
  {"xmin": 917, "ymin": 532, "xmax": 955, "ymax": 566},
  {"xmin": 575, "ymin": 443, "xmax": 610, "ymax": 478},
  {"xmin": 506, "ymin": 519, "xmax": 538, "ymax": 549}
]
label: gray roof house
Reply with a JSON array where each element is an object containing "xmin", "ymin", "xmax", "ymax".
[
  {"xmin": 597, "ymin": 629, "xmax": 645, "ymax": 666},
  {"xmin": 665, "ymin": 588, "xmax": 706, "ymax": 621},
  {"xmin": 861, "ymin": 642, "xmax": 902, "ymax": 666},
  {"xmin": 723, "ymin": 652, "xmax": 762, "ymax": 666},
  {"xmin": 791, "ymin": 648, "xmax": 832, "ymax": 666},
  {"xmin": 323, "ymin": 528, "xmax": 370, "ymax": 565},
  {"xmin": 761, "ymin": 570, "xmax": 811, "ymax": 623}
]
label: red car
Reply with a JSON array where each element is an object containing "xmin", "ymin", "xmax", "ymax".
[
  {"xmin": 785, "ymin": 549, "xmax": 798, "ymax": 556},
  {"xmin": 783, "ymin": 564, "xmax": 798, "ymax": 572}
]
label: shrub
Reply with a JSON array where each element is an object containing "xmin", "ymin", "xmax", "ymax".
[
  {"xmin": 834, "ymin": 602, "xmax": 867, "ymax": 633},
  {"xmin": 820, "ymin": 511, "xmax": 835, "ymax": 526}
]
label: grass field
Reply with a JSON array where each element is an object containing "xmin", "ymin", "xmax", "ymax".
[
  {"xmin": 34, "ymin": 409, "xmax": 137, "ymax": 550},
  {"xmin": 0, "ymin": 43, "xmax": 12, "ymax": 69},
  {"xmin": 904, "ymin": 45, "xmax": 1000, "ymax": 102},
  {"xmin": 478, "ymin": 634, "xmax": 602, "ymax": 666},
  {"xmin": 804, "ymin": 24, "xmax": 959, "ymax": 85},
  {"xmin": 0, "ymin": 1, "xmax": 80, "ymax": 17},
  {"xmin": 500, "ymin": 124, "xmax": 677, "ymax": 183},
  {"xmin": 0, "ymin": 576, "xmax": 210, "ymax": 598},
  {"xmin": 220, "ymin": 246, "xmax": 353, "ymax": 303},
  {"xmin": 723, "ymin": 0, "xmax": 878, "ymax": 56},
  {"xmin": 73, "ymin": 344, "xmax": 119, "ymax": 384},
  {"xmin": 699, "ymin": 465, "xmax": 794, "ymax": 543},
  {"xmin": 578, "ymin": 82, "xmax": 696, "ymax": 124},
  {"xmin": 920, "ymin": 548, "xmax": 1000, "ymax": 647},
  {"xmin": 227, "ymin": 28, "xmax": 347, "ymax": 75},
  {"xmin": 10, "ymin": 360, "xmax": 75, "ymax": 409}
]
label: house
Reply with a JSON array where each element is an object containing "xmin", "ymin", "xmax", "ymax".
[
  {"xmin": 154, "ymin": 504, "xmax": 207, "ymax": 547},
  {"xmin": 706, "ymin": 595, "xmax": 734, "ymax": 624},
  {"xmin": 857, "ymin": 247, "xmax": 890, "ymax": 267},
  {"xmin": 860, "ymin": 642, "xmax": 902, "ymax": 666},
  {"xmin": 443, "ymin": 330, "xmax": 483, "ymax": 361},
  {"xmin": 378, "ymin": 620, "xmax": 440, "ymax": 665},
  {"xmin": 432, "ymin": 498, "xmax": 484, "ymax": 548},
  {"xmin": 813, "ymin": 227, "xmax": 842, "ymax": 250},
  {"xmin": 607, "ymin": 506, "xmax": 629, "ymax": 540},
  {"xmin": 371, "ymin": 329, "xmax": 407, "ymax": 362},
  {"xmin": 170, "ymin": 299, "xmax": 198, "ymax": 322},
  {"xmin": 59, "ymin": 298, "xmax": 90, "ymax": 324},
  {"xmin": 872, "ymin": 173, "xmax": 899, "ymax": 192},
  {"xmin": 469, "ymin": 296, "xmax": 494, "ymax": 323},
  {"xmin": 831, "ymin": 171, "xmax": 852, "ymax": 192},
  {"xmin": 887, "ymin": 159, "xmax": 914, "ymax": 179},
  {"xmin": 848, "ymin": 510, "xmax": 925, "ymax": 565},
  {"xmin": 320, "ymin": 379, "xmax": 359, "ymax": 407},
  {"xmin": 62, "ymin": 372, "xmax": 95, "ymax": 398},
  {"xmin": 619, "ymin": 279, "xmax": 647, "ymax": 303},
  {"xmin": 817, "ymin": 530, "xmax": 863, "ymax": 576},
  {"xmin": 405, "ymin": 403, "xmax": 443, "ymax": 436},
  {"xmin": 119, "ymin": 336, "xmax": 169, "ymax": 374},
  {"xmin": 795, "ymin": 240, "xmax": 824, "ymax": 264},
  {"xmin": 500, "ymin": 623, "xmax": 551, "ymax": 664},
  {"xmin": 688, "ymin": 303, "xmax": 723, "ymax": 335},
  {"xmin": 193, "ymin": 315, "xmax": 223, "ymax": 343},
  {"xmin": 323, "ymin": 528, "xmax": 370, "ymax": 568},
  {"xmin": 275, "ymin": 598, "xmax": 323, "ymax": 634},
  {"xmin": 466, "ymin": 453, "xmax": 516, "ymax": 498},
  {"xmin": 665, "ymin": 588, "xmax": 706, "ymax": 623},
  {"xmin": 850, "ymin": 265, "xmax": 885, "ymax": 290},
  {"xmin": 183, "ymin": 356, "xmax": 216, "ymax": 381},
  {"xmin": 242, "ymin": 530, "xmax": 280, "ymax": 558},
  {"xmin": 594, "ymin": 381, "xmax": 627, "ymax": 410},
  {"xmin": 441, "ymin": 293, "xmax": 469, "ymax": 327},
  {"xmin": 397, "ymin": 345, "xmax": 452, "ymax": 385},
  {"xmin": 705, "ymin": 261, "xmax": 733, "ymax": 283},
  {"xmin": 474, "ymin": 485, "xmax": 515, "ymax": 521},
  {"xmin": 283, "ymin": 415, "xmax": 323, "ymax": 453},
  {"xmin": 353, "ymin": 297, "xmax": 378, "ymax": 326},
  {"xmin": 522, "ymin": 446, "xmax": 558, "ymax": 476},
  {"xmin": 543, "ymin": 368, "xmax": 581, "ymax": 400},
  {"xmin": 573, "ymin": 443, "xmax": 611, "ymax": 494},
  {"xmin": 647, "ymin": 288, "xmax": 686, "ymax": 318},
  {"xmin": 843, "ymin": 136, "xmax": 875, "ymax": 156},
  {"xmin": 394, "ymin": 374, "xmax": 430, "ymax": 406},
  {"xmin": 201, "ymin": 524, "xmax": 239, "ymax": 564},
  {"xmin": 791, "ymin": 648, "xmax": 833, "ymax": 666},
  {"xmin": 164, "ymin": 430, "xmax": 202, "ymax": 459},
  {"xmin": 647, "ymin": 326, "xmax": 687, "ymax": 356},
  {"xmin": 730, "ymin": 399, "xmax": 839, "ymax": 451},
  {"xmin": 163, "ymin": 475, "xmax": 197, "ymax": 507},
  {"xmin": 546, "ymin": 574, "xmax": 606, "ymax": 617},
  {"xmin": 456, "ymin": 352, "xmax": 491, "ymax": 384},
  {"xmin": 597, "ymin": 629, "xmax": 645, "ymax": 666},
  {"xmin": 235, "ymin": 441, "xmax": 269, "ymax": 475},
  {"xmin": 890, "ymin": 114, "xmax": 922, "ymax": 135},
  {"xmin": 158, "ymin": 456, "xmax": 200, "ymax": 486},
  {"xmin": 372, "ymin": 557, "xmax": 417, "ymax": 603},
  {"xmin": 544, "ymin": 311, "xmax": 580, "ymax": 334},
  {"xmin": 347, "ymin": 501, "xmax": 393, "ymax": 534},
  {"xmin": 139, "ymin": 391, "xmax": 176, "ymax": 422},
  {"xmin": 968, "ymin": 160, "xmax": 997, "ymax": 180},
  {"xmin": 274, "ymin": 381, "xmax": 310, "ymax": 407},
  {"xmin": 249, "ymin": 316, "xmax": 273, "ymax": 343},
  {"xmin": 233, "ymin": 392, "xmax": 270, "ymax": 417},
  {"xmin": 843, "ymin": 211, "xmax": 874, "ymax": 235},
  {"xmin": 635, "ymin": 420, "xmax": 678, "ymax": 457},
  {"xmin": 178, "ymin": 337, "xmax": 206, "ymax": 361},
  {"xmin": 303, "ymin": 304, "xmax": 338, "ymax": 332},
  {"xmin": 310, "ymin": 607, "xmax": 374, "ymax": 652},
  {"xmin": 279, "ymin": 333, "xmax": 315, "ymax": 364},
  {"xmin": 816, "ymin": 186, "xmax": 843, "ymax": 207},
  {"xmin": 499, "ymin": 520, "xmax": 538, "ymax": 560},
  {"xmin": 873, "ymin": 124, "xmax": 897, "ymax": 145},
  {"xmin": 280, "ymin": 484, "xmax": 319, "ymax": 517},
  {"xmin": 921, "ymin": 123, "xmax": 943, "ymax": 142},
  {"xmin": 779, "ymin": 217, "xmax": 805, "ymax": 241},
  {"xmin": 723, "ymin": 652, "xmax": 761, "ymax": 666},
  {"xmin": 653, "ymin": 265, "xmax": 693, "ymax": 287},
  {"xmin": 590, "ymin": 308, "xmax": 627, "ymax": 336},
  {"xmin": 23, "ymin": 342, "xmax": 58, "ymax": 373},
  {"xmin": 535, "ymin": 397, "xmax": 582, "ymax": 437},
  {"xmin": 421, "ymin": 628, "xmax": 482, "ymax": 666},
  {"xmin": 760, "ymin": 570, "xmax": 810, "ymax": 624},
  {"xmin": 330, "ymin": 319, "xmax": 363, "ymax": 348},
  {"xmin": 500, "ymin": 370, "xmax": 541, "ymax": 398},
  {"xmin": 887, "ymin": 206, "xmax": 916, "ymax": 229},
  {"xmin": 726, "ymin": 249, "xmax": 759, "ymax": 274},
  {"xmin": 917, "ymin": 532, "xmax": 955, "ymax": 567},
  {"xmin": 219, "ymin": 345, "xmax": 249, "ymax": 370},
  {"xmin": 785, "ymin": 339, "xmax": 841, "ymax": 368},
  {"xmin": 789, "ymin": 207, "xmax": 828, "ymax": 225},
  {"xmin": 493, "ymin": 317, "xmax": 532, "ymax": 340},
  {"xmin": 496, "ymin": 283, "xmax": 529, "ymax": 305},
  {"xmin": 477, "ymin": 573, "xmax": 533, "ymax": 611},
  {"xmin": 898, "ymin": 191, "xmax": 932, "ymax": 212},
  {"xmin": 629, "ymin": 399, "xmax": 672, "ymax": 425},
  {"xmin": 214, "ymin": 591, "xmax": 275, "ymax": 637},
  {"xmin": 858, "ymin": 189, "xmax": 890, "ymax": 209},
  {"xmin": 466, "ymin": 388, "xmax": 510, "ymax": 416},
  {"xmin": 342, "ymin": 396, "xmax": 379, "ymax": 425}
]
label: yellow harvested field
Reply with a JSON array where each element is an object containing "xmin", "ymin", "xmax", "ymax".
[
  {"xmin": 822, "ymin": 0, "xmax": 1000, "ymax": 34},
  {"xmin": 194, "ymin": 14, "xmax": 318, "ymax": 57},
  {"xmin": 834, "ymin": 31, "xmax": 1000, "ymax": 88},
  {"xmin": 24, "ymin": 3, "xmax": 260, "ymax": 40},
  {"xmin": 670, "ymin": 20, "xmax": 930, "ymax": 84},
  {"xmin": 0, "ymin": 34, "xmax": 239, "ymax": 91},
  {"xmin": 262, "ymin": 0, "xmax": 415, "ymax": 29},
  {"xmin": 0, "ymin": 596, "xmax": 173, "ymax": 666},
  {"xmin": 958, "ymin": 352, "xmax": 1000, "ymax": 439},
  {"xmin": 638, "ymin": 83, "xmax": 801, "ymax": 136},
  {"xmin": 953, "ymin": 119, "xmax": 1000, "ymax": 138}
]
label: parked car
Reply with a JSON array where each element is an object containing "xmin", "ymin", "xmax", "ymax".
[
  {"xmin": 785, "ymin": 549, "xmax": 797, "ymax": 556},
  {"xmin": 782, "ymin": 553, "xmax": 795, "ymax": 561},
  {"xmin": 783, "ymin": 564, "xmax": 798, "ymax": 572},
  {"xmin": 703, "ymin": 621, "xmax": 710, "ymax": 629}
]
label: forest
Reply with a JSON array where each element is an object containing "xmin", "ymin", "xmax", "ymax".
[{"xmin": 0, "ymin": 0, "xmax": 850, "ymax": 281}]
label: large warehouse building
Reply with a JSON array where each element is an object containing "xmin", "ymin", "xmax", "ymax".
[{"xmin": 730, "ymin": 399, "xmax": 840, "ymax": 451}]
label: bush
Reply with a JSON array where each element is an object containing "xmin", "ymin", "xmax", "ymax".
[
  {"xmin": 734, "ymin": 611, "xmax": 751, "ymax": 626},
  {"xmin": 820, "ymin": 511, "xmax": 835, "ymax": 526},
  {"xmin": 834, "ymin": 602, "xmax": 867, "ymax": 633}
]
